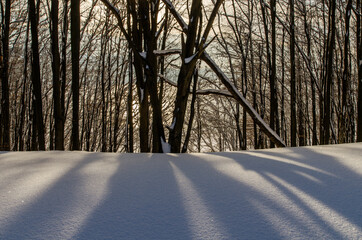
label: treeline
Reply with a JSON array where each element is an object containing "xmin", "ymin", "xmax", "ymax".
[{"xmin": 0, "ymin": 0, "xmax": 361, "ymax": 153}]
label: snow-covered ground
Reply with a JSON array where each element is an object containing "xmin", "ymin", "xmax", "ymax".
[{"xmin": 0, "ymin": 143, "xmax": 361, "ymax": 240}]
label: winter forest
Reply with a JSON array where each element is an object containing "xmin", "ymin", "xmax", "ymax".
[{"xmin": 0, "ymin": 0, "xmax": 361, "ymax": 153}]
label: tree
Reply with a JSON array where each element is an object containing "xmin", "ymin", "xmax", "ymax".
[
  {"xmin": 29, "ymin": 0, "xmax": 46, "ymax": 150},
  {"xmin": 357, "ymin": 0, "xmax": 362, "ymax": 142},
  {"xmin": 0, "ymin": 0, "xmax": 11, "ymax": 150},
  {"xmin": 71, "ymin": 0, "xmax": 80, "ymax": 150},
  {"xmin": 290, "ymin": 0, "xmax": 297, "ymax": 147},
  {"xmin": 50, "ymin": 0, "xmax": 64, "ymax": 150},
  {"xmin": 322, "ymin": 0, "xmax": 336, "ymax": 144}
]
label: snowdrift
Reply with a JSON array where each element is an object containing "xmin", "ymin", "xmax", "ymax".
[{"xmin": 1, "ymin": 143, "xmax": 361, "ymax": 239}]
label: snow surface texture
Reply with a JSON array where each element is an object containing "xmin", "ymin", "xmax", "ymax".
[{"xmin": 0, "ymin": 143, "xmax": 362, "ymax": 240}]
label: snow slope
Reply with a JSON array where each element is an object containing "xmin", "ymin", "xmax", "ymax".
[{"xmin": 0, "ymin": 143, "xmax": 361, "ymax": 240}]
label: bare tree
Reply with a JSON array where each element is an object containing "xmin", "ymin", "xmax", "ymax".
[
  {"xmin": 71, "ymin": 0, "xmax": 80, "ymax": 150},
  {"xmin": 0, "ymin": 0, "xmax": 11, "ymax": 150}
]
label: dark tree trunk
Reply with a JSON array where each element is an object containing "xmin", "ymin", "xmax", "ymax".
[
  {"xmin": 29, "ymin": 0, "xmax": 46, "ymax": 150},
  {"xmin": 100, "ymin": 15, "xmax": 109, "ymax": 152},
  {"xmin": 0, "ymin": 0, "xmax": 11, "ymax": 151},
  {"xmin": 71, "ymin": 0, "xmax": 80, "ymax": 150},
  {"xmin": 182, "ymin": 68, "xmax": 199, "ymax": 153},
  {"xmin": 323, "ymin": 0, "xmax": 336, "ymax": 144},
  {"xmin": 127, "ymin": 49, "xmax": 134, "ymax": 153},
  {"xmin": 60, "ymin": 0, "xmax": 68, "ymax": 149},
  {"xmin": 169, "ymin": 0, "xmax": 201, "ymax": 153},
  {"xmin": 51, "ymin": 0, "xmax": 64, "ymax": 150},
  {"xmin": 128, "ymin": 0, "xmax": 149, "ymax": 152},
  {"xmin": 357, "ymin": 0, "xmax": 362, "ymax": 142},
  {"xmin": 339, "ymin": 0, "xmax": 352, "ymax": 143},
  {"xmin": 270, "ymin": 0, "xmax": 279, "ymax": 148},
  {"xmin": 290, "ymin": 0, "xmax": 297, "ymax": 147},
  {"xmin": 139, "ymin": 0, "xmax": 165, "ymax": 153}
]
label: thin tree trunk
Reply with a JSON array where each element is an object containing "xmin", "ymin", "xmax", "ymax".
[
  {"xmin": 357, "ymin": 0, "xmax": 362, "ymax": 141},
  {"xmin": 339, "ymin": 0, "xmax": 352, "ymax": 143},
  {"xmin": 270, "ymin": 0, "xmax": 279, "ymax": 148},
  {"xmin": 60, "ymin": 0, "xmax": 68, "ymax": 149},
  {"xmin": 127, "ymin": 49, "xmax": 134, "ymax": 153},
  {"xmin": 182, "ymin": 67, "xmax": 199, "ymax": 153},
  {"xmin": 290, "ymin": 0, "xmax": 297, "ymax": 147},
  {"xmin": 51, "ymin": 0, "xmax": 64, "ymax": 150},
  {"xmin": 0, "ymin": 0, "xmax": 11, "ymax": 150},
  {"xmin": 323, "ymin": 0, "xmax": 336, "ymax": 144},
  {"xmin": 71, "ymin": 0, "xmax": 80, "ymax": 150}
]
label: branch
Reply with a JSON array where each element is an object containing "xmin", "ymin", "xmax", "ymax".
[
  {"xmin": 262, "ymin": 0, "xmax": 322, "ymax": 97},
  {"xmin": 153, "ymin": 49, "xmax": 182, "ymax": 56},
  {"xmin": 161, "ymin": 0, "xmax": 188, "ymax": 32},
  {"xmin": 201, "ymin": 52, "xmax": 286, "ymax": 147},
  {"xmin": 99, "ymin": 0, "xmax": 145, "ymax": 61},
  {"xmin": 158, "ymin": 73, "xmax": 233, "ymax": 98}
]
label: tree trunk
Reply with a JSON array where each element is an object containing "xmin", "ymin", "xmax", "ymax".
[
  {"xmin": 139, "ymin": 0, "xmax": 165, "ymax": 153},
  {"xmin": 357, "ymin": 0, "xmax": 362, "ymax": 142},
  {"xmin": 0, "ymin": 0, "xmax": 11, "ymax": 151},
  {"xmin": 182, "ymin": 67, "xmax": 199, "ymax": 153},
  {"xmin": 127, "ymin": 49, "xmax": 134, "ymax": 153},
  {"xmin": 60, "ymin": 0, "xmax": 68, "ymax": 149},
  {"xmin": 169, "ymin": 0, "xmax": 202, "ymax": 153},
  {"xmin": 339, "ymin": 0, "xmax": 352, "ymax": 143},
  {"xmin": 29, "ymin": 0, "xmax": 46, "ymax": 150},
  {"xmin": 71, "ymin": 0, "xmax": 80, "ymax": 150},
  {"xmin": 323, "ymin": 0, "xmax": 336, "ymax": 144},
  {"xmin": 51, "ymin": 0, "xmax": 64, "ymax": 150},
  {"xmin": 290, "ymin": 0, "xmax": 297, "ymax": 147},
  {"xmin": 270, "ymin": 0, "xmax": 279, "ymax": 148}
]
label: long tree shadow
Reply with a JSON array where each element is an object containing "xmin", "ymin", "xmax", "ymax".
[
  {"xmin": 73, "ymin": 153, "xmax": 192, "ymax": 240},
  {"xmin": 1, "ymin": 144, "xmax": 361, "ymax": 240},
  {"xmin": 240, "ymin": 145, "xmax": 362, "ymax": 227},
  {"xmin": 0, "ymin": 151, "xmax": 124, "ymax": 240},
  {"xmin": 170, "ymin": 144, "xmax": 362, "ymax": 239}
]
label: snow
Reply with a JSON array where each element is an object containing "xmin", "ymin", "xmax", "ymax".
[
  {"xmin": 161, "ymin": 138, "xmax": 171, "ymax": 153},
  {"xmin": 170, "ymin": 117, "xmax": 176, "ymax": 130},
  {"xmin": 140, "ymin": 88, "xmax": 144, "ymax": 102},
  {"xmin": 185, "ymin": 54, "xmax": 197, "ymax": 64},
  {"xmin": 139, "ymin": 52, "xmax": 147, "ymax": 59},
  {"xmin": 153, "ymin": 49, "xmax": 182, "ymax": 56},
  {"xmin": 1, "ymin": 143, "xmax": 362, "ymax": 239}
]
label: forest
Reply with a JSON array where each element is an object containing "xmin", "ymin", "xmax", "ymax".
[{"xmin": 0, "ymin": 0, "xmax": 361, "ymax": 153}]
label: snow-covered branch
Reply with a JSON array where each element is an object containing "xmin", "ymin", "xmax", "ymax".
[
  {"xmin": 153, "ymin": 49, "xmax": 182, "ymax": 56},
  {"xmin": 161, "ymin": 0, "xmax": 188, "ymax": 32},
  {"xmin": 201, "ymin": 52, "xmax": 286, "ymax": 148}
]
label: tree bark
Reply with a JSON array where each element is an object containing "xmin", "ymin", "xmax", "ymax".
[
  {"xmin": 29, "ymin": 0, "xmax": 46, "ymax": 150},
  {"xmin": 0, "ymin": 0, "xmax": 11, "ymax": 150},
  {"xmin": 71, "ymin": 0, "xmax": 80, "ymax": 150},
  {"xmin": 51, "ymin": 0, "xmax": 64, "ymax": 150},
  {"xmin": 339, "ymin": 0, "xmax": 352, "ymax": 143},
  {"xmin": 357, "ymin": 0, "xmax": 362, "ymax": 142},
  {"xmin": 290, "ymin": 0, "xmax": 297, "ymax": 147},
  {"xmin": 323, "ymin": 0, "xmax": 336, "ymax": 144}
]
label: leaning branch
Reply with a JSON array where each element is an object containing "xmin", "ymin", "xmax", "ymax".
[
  {"xmin": 201, "ymin": 52, "xmax": 286, "ymax": 147},
  {"xmin": 158, "ymin": 73, "xmax": 233, "ymax": 98}
]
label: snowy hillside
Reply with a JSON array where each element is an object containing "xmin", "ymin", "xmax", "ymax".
[{"xmin": 1, "ymin": 143, "xmax": 362, "ymax": 240}]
